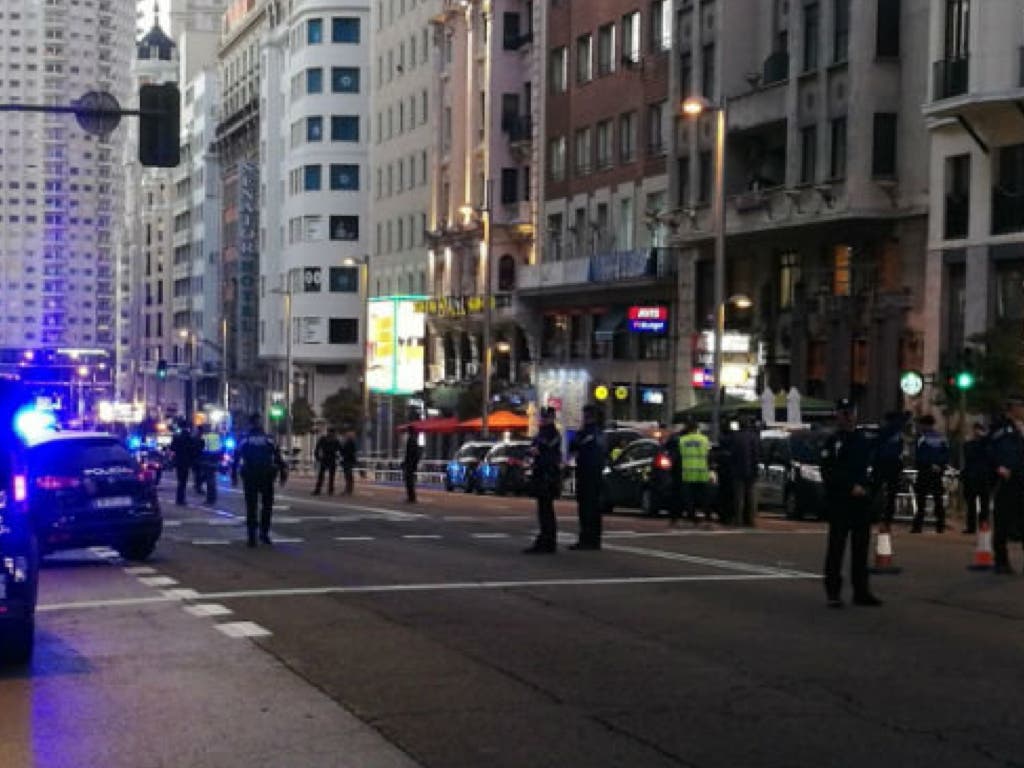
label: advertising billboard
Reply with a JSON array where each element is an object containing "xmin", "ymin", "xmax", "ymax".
[{"xmin": 368, "ymin": 296, "xmax": 427, "ymax": 395}]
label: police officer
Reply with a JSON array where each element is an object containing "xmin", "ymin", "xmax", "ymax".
[
  {"xmin": 312, "ymin": 427, "xmax": 341, "ymax": 496},
  {"xmin": 569, "ymin": 404, "xmax": 606, "ymax": 550},
  {"xmin": 912, "ymin": 414, "xmax": 950, "ymax": 533},
  {"xmin": 170, "ymin": 420, "xmax": 195, "ymax": 507},
  {"xmin": 961, "ymin": 422, "xmax": 992, "ymax": 534},
  {"xmin": 200, "ymin": 426, "xmax": 223, "ymax": 504},
  {"xmin": 874, "ymin": 411, "xmax": 907, "ymax": 530},
  {"xmin": 990, "ymin": 395, "xmax": 1024, "ymax": 574},
  {"xmin": 401, "ymin": 426, "xmax": 422, "ymax": 503},
  {"xmin": 232, "ymin": 414, "xmax": 287, "ymax": 548},
  {"xmin": 524, "ymin": 407, "xmax": 562, "ymax": 554},
  {"xmin": 821, "ymin": 398, "xmax": 882, "ymax": 608},
  {"xmin": 678, "ymin": 420, "xmax": 712, "ymax": 524},
  {"xmin": 191, "ymin": 425, "xmax": 207, "ymax": 494},
  {"xmin": 340, "ymin": 429, "xmax": 358, "ymax": 495}
]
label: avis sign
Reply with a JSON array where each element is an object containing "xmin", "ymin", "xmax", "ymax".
[{"xmin": 627, "ymin": 305, "xmax": 668, "ymax": 334}]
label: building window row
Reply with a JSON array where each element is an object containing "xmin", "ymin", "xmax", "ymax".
[
  {"xmin": 548, "ymin": 110, "xmax": 642, "ymax": 182},
  {"xmin": 375, "ymin": 150, "xmax": 429, "ymax": 199},
  {"xmin": 300, "ymin": 16, "xmax": 361, "ymax": 47},
  {"xmin": 290, "ymin": 114, "xmax": 361, "ymax": 146},
  {"xmin": 376, "ymin": 27, "xmax": 431, "ymax": 87},
  {"xmin": 289, "ymin": 163, "xmax": 361, "ymax": 194},
  {"xmin": 299, "ymin": 66, "xmax": 361, "ymax": 98},
  {"xmin": 375, "ymin": 89, "xmax": 429, "ymax": 144},
  {"xmin": 374, "ymin": 212, "xmax": 428, "ymax": 255}
]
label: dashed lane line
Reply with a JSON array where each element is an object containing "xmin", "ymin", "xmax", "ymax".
[
  {"xmin": 403, "ymin": 534, "xmax": 442, "ymax": 540},
  {"xmin": 215, "ymin": 621, "xmax": 272, "ymax": 639},
  {"xmin": 138, "ymin": 575, "xmax": 179, "ymax": 588},
  {"xmin": 185, "ymin": 603, "xmax": 233, "ymax": 617},
  {"xmin": 335, "ymin": 536, "xmax": 376, "ymax": 542}
]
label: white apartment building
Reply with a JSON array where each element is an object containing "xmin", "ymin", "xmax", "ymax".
[
  {"xmin": 923, "ymin": 0, "xmax": 1024, "ymax": 384},
  {"xmin": 369, "ymin": 0, "xmax": 436, "ymax": 301},
  {"xmin": 0, "ymin": 0, "xmax": 133, "ymax": 404},
  {"xmin": 259, "ymin": 1, "xmax": 371, "ymax": 414}
]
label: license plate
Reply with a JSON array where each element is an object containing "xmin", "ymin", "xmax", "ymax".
[{"xmin": 93, "ymin": 496, "xmax": 133, "ymax": 509}]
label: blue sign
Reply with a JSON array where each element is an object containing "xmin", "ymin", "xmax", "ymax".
[{"xmin": 628, "ymin": 318, "xmax": 668, "ymax": 334}]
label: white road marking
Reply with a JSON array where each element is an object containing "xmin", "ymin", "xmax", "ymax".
[
  {"xmin": 162, "ymin": 588, "xmax": 200, "ymax": 600},
  {"xmin": 185, "ymin": 603, "xmax": 233, "ymax": 617},
  {"xmin": 443, "ymin": 516, "xmax": 477, "ymax": 522},
  {"xmin": 39, "ymin": 595, "xmax": 177, "ymax": 611},
  {"xmin": 88, "ymin": 546, "xmax": 119, "ymax": 559},
  {"xmin": 335, "ymin": 536, "xmax": 375, "ymax": 542},
  {"xmin": 216, "ymin": 621, "xmax": 272, "ymax": 639},
  {"xmin": 221, "ymin": 487, "xmax": 423, "ymax": 520},
  {"xmin": 272, "ymin": 515, "xmax": 302, "ymax": 524},
  {"xmin": 598, "ymin": 542, "xmax": 817, "ymax": 577},
  {"xmin": 471, "ymin": 533, "xmax": 510, "ymax": 539},
  {"xmin": 267, "ymin": 536, "xmax": 304, "ymax": 544},
  {"xmin": 192, "ymin": 539, "xmax": 233, "ymax": 546},
  {"xmin": 163, "ymin": 520, "xmax": 183, "ymax": 527},
  {"xmin": 207, "ymin": 519, "xmax": 242, "ymax": 526},
  {"xmin": 138, "ymin": 575, "xmax": 179, "ymax": 587},
  {"xmin": 272, "ymin": 504, "xmax": 291, "ymax": 511},
  {"xmin": 403, "ymin": 534, "xmax": 442, "ymax": 540},
  {"xmin": 123, "ymin": 566, "xmax": 158, "ymax": 576}
]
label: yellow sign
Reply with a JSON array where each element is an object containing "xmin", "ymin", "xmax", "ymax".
[
  {"xmin": 614, "ymin": 386, "xmax": 630, "ymax": 401},
  {"xmin": 594, "ymin": 385, "xmax": 609, "ymax": 401}
]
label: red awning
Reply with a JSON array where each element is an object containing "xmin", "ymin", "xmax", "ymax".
[{"xmin": 457, "ymin": 410, "xmax": 530, "ymax": 431}]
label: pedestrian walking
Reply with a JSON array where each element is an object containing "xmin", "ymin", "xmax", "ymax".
[
  {"xmin": 340, "ymin": 429, "xmax": 358, "ymax": 495},
  {"xmin": 677, "ymin": 420, "xmax": 711, "ymax": 525},
  {"xmin": 524, "ymin": 406, "xmax": 562, "ymax": 554},
  {"xmin": 402, "ymin": 426, "xmax": 422, "ymax": 503},
  {"xmin": 961, "ymin": 422, "xmax": 992, "ymax": 534},
  {"xmin": 911, "ymin": 414, "xmax": 950, "ymax": 533},
  {"xmin": 821, "ymin": 398, "xmax": 882, "ymax": 608},
  {"xmin": 731, "ymin": 417, "xmax": 761, "ymax": 527},
  {"xmin": 170, "ymin": 419, "xmax": 195, "ymax": 507},
  {"xmin": 874, "ymin": 411, "xmax": 908, "ymax": 529},
  {"xmin": 232, "ymin": 414, "xmax": 288, "ymax": 547},
  {"xmin": 312, "ymin": 427, "xmax": 341, "ymax": 496},
  {"xmin": 990, "ymin": 395, "xmax": 1024, "ymax": 574},
  {"xmin": 568, "ymin": 404, "xmax": 606, "ymax": 550}
]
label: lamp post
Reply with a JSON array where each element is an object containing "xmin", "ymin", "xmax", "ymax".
[
  {"xmin": 682, "ymin": 96, "xmax": 728, "ymax": 442},
  {"xmin": 178, "ymin": 328, "xmax": 198, "ymax": 424},
  {"xmin": 345, "ymin": 254, "xmax": 371, "ymax": 456},
  {"xmin": 270, "ymin": 270, "xmax": 295, "ymax": 449}
]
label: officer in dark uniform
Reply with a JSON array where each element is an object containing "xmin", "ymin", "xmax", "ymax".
[
  {"xmin": 873, "ymin": 411, "xmax": 907, "ymax": 529},
  {"xmin": 912, "ymin": 414, "xmax": 950, "ymax": 533},
  {"xmin": 340, "ymin": 430, "xmax": 358, "ymax": 495},
  {"xmin": 569, "ymin": 404, "xmax": 606, "ymax": 550},
  {"xmin": 821, "ymin": 398, "xmax": 882, "ymax": 608},
  {"xmin": 961, "ymin": 422, "xmax": 992, "ymax": 534},
  {"xmin": 990, "ymin": 395, "xmax": 1024, "ymax": 574},
  {"xmin": 312, "ymin": 427, "xmax": 341, "ymax": 495},
  {"xmin": 401, "ymin": 426, "xmax": 422, "ymax": 503},
  {"xmin": 231, "ymin": 414, "xmax": 287, "ymax": 547},
  {"xmin": 524, "ymin": 407, "xmax": 562, "ymax": 554},
  {"xmin": 169, "ymin": 420, "xmax": 196, "ymax": 506}
]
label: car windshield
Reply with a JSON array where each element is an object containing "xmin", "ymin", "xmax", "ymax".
[
  {"xmin": 27, "ymin": 438, "xmax": 135, "ymax": 474},
  {"xmin": 459, "ymin": 444, "xmax": 492, "ymax": 460}
]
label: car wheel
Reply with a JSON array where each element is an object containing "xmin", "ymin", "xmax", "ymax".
[
  {"xmin": 118, "ymin": 535, "xmax": 158, "ymax": 562},
  {"xmin": 641, "ymin": 488, "xmax": 658, "ymax": 517},
  {"xmin": 0, "ymin": 620, "xmax": 35, "ymax": 666}
]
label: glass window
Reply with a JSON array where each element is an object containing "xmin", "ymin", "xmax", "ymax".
[
  {"xmin": 597, "ymin": 23, "xmax": 616, "ymax": 76},
  {"xmin": 800, "ymin": 125, "xmax": 817, "ymax": 183},
  {"xmin": 833, "ymin": 245, "xmax": 852, "ymax": 296},
  {"xmin": 329, "ymin": 318, "xmax": 359, "ymax": 344},
  {"xmin": 574, "ymin": 128, "xmax": 592, "ymax": 175},
  {"xmin": 329, "ymin": 266, "xmax": 359, "ymax": 292},
  {"xmin": 576, "ymin": 34, "xmax": 593, "ymax": 83},
  {"xmin": 833, "ymin": 0, "xmax": 850, "ymax": 63},
  {"xmin": 331, "ymin": 115, "xmax": 359, "ymax": 141},
  {"xmin": 876, "ymin": 0, "xmax": 901, "ymax": 57},
  {"xmin": 944, "ymin": 154, "xmax": 970, "ymax": 239},
  {"xmin": 830, "ymin": 117, "xmax": 847, "ymax": 179},
  {"xmin": 330, "ymin": 164, "xmax": 360, "ymax": 191},
  {"xmin": 307, "ymin": 18, "xmax": 323, "ymax": 44},
  {"xmin": 549, "ymin": 47, "xmax": 568, "ymax": 92},
  {"xmin": 779, "ymin": 252, "xmax": 801, "ymax": 309},
  {"xmin": 647, "ymin": 101, "xmax": 665, "ymax": 155},
  {"xmin": 330, "ymin": 215, "xmax": 359, "ymax": 241},
  {"xmin": 871, "ymin": 113, "xmax": 897, "ymax": 178},
  {"xmin": 803, "ymin": 3, "xmax": 820, "ymax": 71},
  {"xmin": 332, "ymin": 67, "xmax": 360, "ymax": 93},
  {"xmin": 622, "ymin": 12, "xmax": 641, "ymax": 64},
  {"xmin": 306, "ymin": 116, "xmax": 323, "ymax": 142},
  {"xmin": 303, "ymin": 165, "xmax": 321, "ymax": 191},
  {"xmin": 596, "ymin": 120, "xmax": 613, "ymax": 169},
  {"xmin": 619, "ymin": 112, "xmax": 635, "ymax": 162},
  {"xmin": 306, "ymin": 68, "xmax": 323, "ymax": 93},
  {"xmin": 332, "ymin": 17, "xmax": 360, "ymax": 43},
  {"xmin": 549, "ymin": 136, "xmax": 566, "ymax": 181},
  {"xmin": 650, "ymin": 0, "xmax": 672, "ymax": 51}
]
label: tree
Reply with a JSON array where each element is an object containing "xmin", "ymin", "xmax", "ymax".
[
  {"xmin": 291, "ymin": 396, "xmax": 315, "ymax": 435},
  {"xmin": 321, "ymin": 387, "xmax": 363, "ymax": 429}
]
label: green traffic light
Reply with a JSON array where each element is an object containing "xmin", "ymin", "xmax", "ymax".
[
  {"xmin": 269, "ymin": 404, "xmax": 285, "ymax": 420},
  {"xmin": 955, "ymin": 371, "xmax": 975, "ymax": 391}
]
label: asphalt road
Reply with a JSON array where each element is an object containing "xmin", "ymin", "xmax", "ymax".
[{"xmin": 4, "ymin": 475, "xmax": 1024, "ymax": 768}]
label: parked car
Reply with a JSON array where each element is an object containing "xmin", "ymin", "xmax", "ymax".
[
  {"xmin": 600, "ymin": 439, "xmax": 675, "ymax": 516},
  {"xmin": 24, "ymin": 433, "xmax": 163, "ymax": 561},
  {"xmin": 603, "ymin": 428, "xmax": 647, "ymax": 459},
  {"xmin": 476, "ymin": 441, "xmax": 533, "ymax": 495},
  {"xmin": 445, "ymin": 441, "xmax": 496, "ymax": 492}
]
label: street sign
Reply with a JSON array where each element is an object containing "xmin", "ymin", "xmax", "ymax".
[
  {"xmin": 627, "ymin": 305, "xmax": 668, "ymax": 334},
  {"xmin": 900, "ymin": 370, "xmax": 924, "ymax": 397},
  {"xmin": 74, "ymin": 90, "xmax": 121, "ymax": 136}
]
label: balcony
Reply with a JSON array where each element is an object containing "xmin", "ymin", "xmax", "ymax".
[
  {"xmin": 518, "ymin": 257, "xmax": 590, "ymax": 290},
  {"xmin": 933, "ymin": 58, "xmax": 968, "ymax": 101},
  {"xmin": 518, "ymin": 249, "xmax": 675, "ymax": 292},
  {"xmin": 502, "ymin": 115, "xmax": 532, "ymax": 144},
  {"xmin": 992, "ymin": 188, "xmax": 1024, "ymax": 235}
]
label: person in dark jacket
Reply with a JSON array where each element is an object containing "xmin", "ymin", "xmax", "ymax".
[
  {"xmin": 821, "ymin": 398, "xmax": 882, "ymax": 608},
  {"xmin": 912, "ymin": 414, "xmax": 950, "ymax": 533},
  {"xmin": 340, "ymin": 430, "xmax": 358, "ymax": 495},
  {"xmin": 170, "ymin": 420, "xmax": 196, "ymax": 506},
  {"xmin": 569, "ymin": 405, "xmax": 606, "ymax": 550},
  {"xmin": 730, "ymin": 417, "xmax": 761, "ymax": 527},
  {"xmin": 990, "ymin": 395, "xmax": 1024, "ymax": 574},
  {"xmin": 402, "ymin": 426, "xmax": 422, "ymax": 503},
  {"xmin": 874, "ymin": 411, "xmax": 908, "ymax": 528},
  {"xmin": 232, "ymin": 414, "xmax": 287, "ymax": 547},
  {"xmin": 961, "ymin": 422, "xmax": 992, "ymax": 534},
  {"xmin": 524, "ymin": 407, "xmax": 562, "ymax": 554},
  {"xmin": 312, "ymin": 427, "xmax": 341, "ymax": 496}
]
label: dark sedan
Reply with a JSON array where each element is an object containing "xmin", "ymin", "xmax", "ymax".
[
  {"xmin": 25, "ymin": 433, "xmax": 163, "ymax": 561},
  {"xmin": 445, "ymin": 441, "xmax": 496, "ymax": 492},
  {"xmin": 600, "ymin": 439, "xmax": 675, "ymax": 516},
  {"xmin": 476, "ymin": 441, "xmax": 533, "ymax": 495}
]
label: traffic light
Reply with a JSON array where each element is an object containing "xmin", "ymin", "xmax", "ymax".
[
  {"xmin": 156, "ymin": 360, "xmax": 168, "ymax": 380},
  {"xmin": 139, "ymin": 83, "xmax": 181, "ymax": 168},
  {"xmin": 269, "ymin": 403, "xmax": 286, "ymax": 421},
  {"xmin": 955, "ymin": 370, "xmax": 975, "ymax": 391}
]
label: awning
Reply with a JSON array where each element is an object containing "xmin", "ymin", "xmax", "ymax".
[
  {"xmin": 396, "ymin": 416, "xmax": 461, "ymax": 434},
  {"xmin": 594, "ymin": 308, "xmax": 626, "ymax": 342},
  {"xmin": 457, "ymin": 410, "xmax": 530, "ymax": 431}
]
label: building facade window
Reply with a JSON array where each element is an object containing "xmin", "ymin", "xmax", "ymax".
[
  {"xmin": 549, "ymin": 136, "xmax": 566, "ymax": 181},
  {"xmin": 647, "ymin": 101, "xmax": 665, "ymax": 155},
  {"xmin": 943, "ymin": 154, "xmax": 970, "ymax": 239},
  {"xmin": 304, "ymin": 165, "xmax": 322, "ymax": 191},
  {"xmin": 598, "ymin": 23, "xmax": 616, "ymax": 76},
  {"xmin": 307, "ymin": 18, "xmax": 323, "ymax": 44},
  {"xmin": 332, "ymin": 17, "xmax": 360, "ymax": 43},
  {"xmin": 833, "ymin": 0, "xmax": 850, "ymax": 63},
  {"xmin": 330, "ymin": 215, "xmax": 359, "ymax": 240},
  {"xmin": 596, "ymin": 120, "xmax": 613, "ymax": 169},
  {"xmin": 871, "ymin": 113, "xmax": 897, "ymax": 178},
  {"xmin": 330, "ymin": 164, "xmax": 359, "ymax": 190},
  {"xmin": 307, "ymin": 116, "xmax": 323, "ymax": 142},
  {"xmin": 779, "ymin": 252, "xmax": 801, "ymax": 309},
  {"xmin": 993, "ymin": 143, "xmax": 1024, "ymax": 235},
  {"xmin": 331, "ymin": 67, "xmax": 360, "ymax": 93},
  {"xmin": 574, "ymin": 127, "xmax": 592, "ymax": 175},
  {"xmin": 306, "ymin": 68, "xmax": 323, "ymax": 93},
  {"xmin": 622, "ymin": 11, "xmax": 641, "ymax": 63},
  {"xmin": 876, "ymin": 0, "xmax": 901, "ymax": 57},
  {"xmin": 329, "ymin": 318, "xmax": 359, "ymax": 344},
  {"xmin": 550, "ymin": 46, "xmax": 568, "ymax": 92},
  {"xmin": 800, "ymin": 125, "xmax": 817, "ymax": 183},
  {"xmin": 576, "ymin": 34, "xmax": 593, "ymax": 83},
  {"xmin": 833, "ymin": 245, "xmax": 852, "ymax": 296},
  {"xmin": 830, "ymin": 117, "xmax": 847, "ymax": 179},
  {"xmin": 619, "ymin": 112, "xmax": 636, "ymax": 162},
  {"xmin": 650, "ymin": 0, "xmax": 671, "ymax": 52},
  {"xmin": 803, "ymin": 2, "xmax": 820, "ymax": 71},
  {"xmin": 331, "ymin": 115, "xmax": 359, "ymax": 141}
]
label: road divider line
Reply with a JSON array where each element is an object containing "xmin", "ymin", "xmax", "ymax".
[
  {"xmin": 215, "ymin": 621, "xmax": 272, "ymax": 639},
  {"xmin": 471, "ymin": 533, "xmax": 511, "ymax": 539},
  {"xmin": 185, "ymin": 603, "xmax": 233, "ymax": 617},
  {"xmin": 598, "ymin": 542, "xmax": 818, "ymax": 577},
  {"xmin": 192, "ymin": 539, "xmax": 233, "ymax": 546},
  {"xmin": 138, "ymin": 575, "xmax": 179, "ymax": 587},
  {"xmin": 403, "ymin": 534, "xmax": 442, "ymax": 540},
  {"xmin": 335, "ymin": 536, "xmax": 376, "ymax": 542},
  {"xmin": 123, "ymin": 566, "xmax": 158, "ymax": 575},
  {"xmin": 162, "ymin": 588, "xmax": 200, "ymax": 600}
]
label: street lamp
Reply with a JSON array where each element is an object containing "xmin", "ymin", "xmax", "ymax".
[
  {"xmin": 682, "ymin": 95, "xmax": 728, "ymax": 442},
  {"xmin": 178, "ymin": 328, "xmax": 198, "ymax": 424},
  {"xmin": 344, "ymin": 254, "xmax": 371, "ymax": 455}
]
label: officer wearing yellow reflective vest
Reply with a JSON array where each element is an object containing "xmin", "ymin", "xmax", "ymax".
[
  {"xmin": 200, "ymin": 427, "xmax": 223, "ymax": 504},
  {"xmin": 673, "ymin": 420, "xmax": 711, "ymax": 524}
]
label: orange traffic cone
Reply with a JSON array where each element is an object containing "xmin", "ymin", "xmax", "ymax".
[
  {"xmin": 870, "ymin": 527, "xmax": 902, "ymax": 575},
  {"xmin": 967, "ymin": 521, "xmax": 995, "ymax": 571}
]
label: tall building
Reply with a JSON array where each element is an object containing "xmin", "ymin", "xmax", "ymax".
[
  {"xmin": 668, "ymin": 0, "xmax": 931, "ymax": 421},
  {"xmin": 923, "ymin": 0, "xmax": 1024, "ymax": 391},
  {"xmin": 0, "ymin": 0, "xmax": 134, "ymax": 410},
  {"xmin": 259, "ymin": 1, "xmax": 371, "ymax": 416},
  {"xmin": 424, "ymin": 0, "xmax": 538, "ymax": 414}
]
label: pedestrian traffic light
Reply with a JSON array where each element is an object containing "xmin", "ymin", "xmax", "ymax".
[
  {"xmin": 139, "ymin": 83, "xmax": 181, "ymax": 168},
  {"xmin": 156, "ymin": 360, "xmax": 168, "ymax": 380},
  {"xmin": 269, "ymin": 403, "xmax": 286, "ymax": 421},
  {"xmin": 955, "ymin": 370, "xmax": 975, "ymax": 391}
]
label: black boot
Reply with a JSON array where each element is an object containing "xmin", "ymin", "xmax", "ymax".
[{"xmin": 247, "ymin": 529, "xmax": 257, "ymax": 548}]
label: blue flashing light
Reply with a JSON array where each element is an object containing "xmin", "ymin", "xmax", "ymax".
[
  {"xmin": 223, "ymin": 436, "xmax": 237, "ymax": 452},
  {"xmin": 13, "ymin": 405, "xmax": 57, "ymax": 443},
  {"xmin": 127, "ymin": 435, "xmax": 143, "ymax": 451}
]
